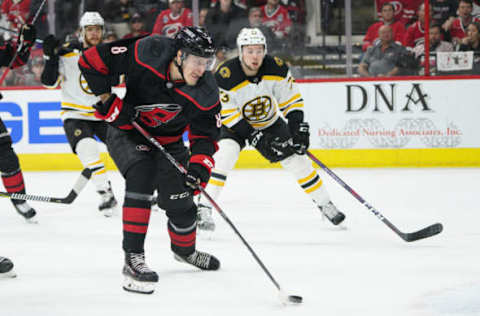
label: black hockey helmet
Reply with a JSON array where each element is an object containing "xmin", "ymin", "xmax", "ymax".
[{"xmin": 175, "ymin": 26, "xmax": 215, "ymax": 58}]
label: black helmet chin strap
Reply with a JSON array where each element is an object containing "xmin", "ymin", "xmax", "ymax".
[{"xmin": 174, "ymin": 50, "xmax": 187, "ymax": 80}]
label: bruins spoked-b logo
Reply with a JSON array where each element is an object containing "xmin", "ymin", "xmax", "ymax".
[
  {"xmin": 242, "ymin": 96, "xmax": 273, "ymax": 122},
  {"xmin": 79, "ymin": 74, "xmax": 94, "ymax": 95}
]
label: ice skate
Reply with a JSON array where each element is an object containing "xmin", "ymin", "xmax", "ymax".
[
  {"xmin": 318, "ymin": 201, "xmax": 345, "ymax": 226},
  {"xmin": 122, "ymin": 252, "xmax": 158, "ymax": 294},
  {"xmin": 0, "ymin": 257, "xmax": 16, "ymax": 278},
  {"xmin": 97, "ymin": 181, "xmax": 117, "ymax": 217},
  {"xmin": 197, "ymin": 203, "xmax": 215, "ymax": 232},
  {"xmin": 13, "ymin": 201, "xmax": 38, "ymax": 223},
  {"xmin": 174, "ymin": 250, "xmax": 220, "ymax": 271}
]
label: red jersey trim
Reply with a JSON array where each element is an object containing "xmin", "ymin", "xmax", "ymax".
[
  {"xmin": 83, "ymin": 47, "xmax": 109, "ymax": 75},
  {"xmin": 134, "ymin": 40, "xmax": 166, "ymax": 79}
]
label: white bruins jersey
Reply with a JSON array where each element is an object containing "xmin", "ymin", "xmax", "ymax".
[
  {"xmin": 214, "ymin": 55, "xmax": 304, "ymax": 130},
  {"xmin": 44, "ymin": 42, "xmax": 100, "ymax": 121}
]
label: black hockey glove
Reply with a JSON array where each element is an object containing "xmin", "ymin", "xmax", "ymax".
[
  {"xmin": 93, "ymin": 93, "xmax": 137, "ymax": 130},
  {"xmin": 17, "ymin": 24, "xmax": 36, "ymax": 54},
  {"xmin": 42, "ymin": 34, "xmax": 61, "ymax": 60},
  {"xmin": 290, "ymin": 122, "xmax": 310, "ymax": 155},
  {"xmin": 249, "ymin": 130, "xmax": 294, "ymax": 163},
  {"xmin": 185, "ymin": 154, "xmax": 214, "ymax": 195}
]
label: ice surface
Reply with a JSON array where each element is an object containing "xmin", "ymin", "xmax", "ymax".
[{"xmin": 0, "ymin": 168, "xmax": 479, "ymax": 316}]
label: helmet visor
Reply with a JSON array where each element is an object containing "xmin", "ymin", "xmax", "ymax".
[{"xmin": 184, "ymin": 54, "xmax": 216, "ymax": 71}]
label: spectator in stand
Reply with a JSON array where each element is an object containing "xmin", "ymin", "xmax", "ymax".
[
  {"xmin": 206, "ymin": 0, "xmax": 247, "ymax": 47},
  {"xmin": 458, "ymin": 22, "xmax": 480, "ymax": 73},
  {"xmin": 134, "ymin": 0, "xmax": 168, "ymax": 32},
  {"xmin": 103, "ymin": 31, "xmax": 119, "ymax": 43},
  {"xmin": 430, "ymin": 0, "xmax": 458, "ymax": 30},
  {"xmin": 261, "ymin": 0, "xmax": 292, "ymax": 40},
  {"xmin": 359, "ymin": 25, "xmax": 408, "ymax": 77},
  {"xmin": 102, "ymin": 0, "xmax": 136, "ymax": 38},
  {"xmin": 403, "ymin": 3, "xmax": 431, "ymax": 48},
  {"xmin": 123, "ymin": 12, "xmax": 150, "ymax": 39},
  {"xmin": 23, "ymin": 55, "xmax": 44, "ymax": 86},
  {"xmin": 375, "ymin": 0, "xmax": 423, "ymax": 26},
  {"xmin": 412, "ymin": 24, "xmax": 454, "ymax": 74},
  {"xmin": 152, "ymin": 0, "xmax": 192, "ymax": 38},
  {"xmin": 199, "ymin": 8, "xmax": 209, "ymax": 27},
  {"xmin": 1, "ymin": 0, "xmax": 31, "ymax": 32},
  {"xmin": 223, "ymin": 6, "xmax": 279, "ymax": 52},
  {"xmin": 459, "ymin": 21, "xmax": 480, "ymax": 51},
  {"xmin": 448, "ymin": 0, "xmax": 480, "ymax": 46},
  {"xmin": 363, "ymin": 2, "xmax": 406, "ymax": 52}
]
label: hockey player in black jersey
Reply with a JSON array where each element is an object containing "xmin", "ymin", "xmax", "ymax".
[
  {"xmin": 0, "ymin": 24, "xmax": 38, "ymax": 224},
  {"xmin": 0, "ymin": 24, "xmax": 37, "ymax": 279},
  {"xmin": 196, "ymin": 28, "xmax": 346, "ymax": 232},
  {"xmin": 79, "ymin": 26, "xmax": 221, "ymax": 294}
]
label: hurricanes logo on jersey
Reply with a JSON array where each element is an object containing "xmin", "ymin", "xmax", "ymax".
[
  {"xmin": 136, "ymin": 104, "xmax": 182, "ymax": 127},
  {"xmin": 79, "ymin": 74, "xmax": 94, "ymax": 95},
  {"xmin": 242, "ymin": 96, "xmax": 273, "ymax": 122}
]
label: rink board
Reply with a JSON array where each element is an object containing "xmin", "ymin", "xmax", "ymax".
[{"xmin": 1, "ymin": 77, "xmax": 479, "ymax": 170}]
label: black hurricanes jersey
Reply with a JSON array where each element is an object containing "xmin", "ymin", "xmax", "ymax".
[{"xmin": 78, "ymin": 35, "xmax": 221, "ymax": 158}]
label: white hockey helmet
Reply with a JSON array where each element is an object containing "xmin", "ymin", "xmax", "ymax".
[
  {"xmin": 236, "ymin": 27, "xmax": 267, "ymax": 58},
  {"xmin": 79, "ymin": 11, "xmax": 105, "ymax": 42}
]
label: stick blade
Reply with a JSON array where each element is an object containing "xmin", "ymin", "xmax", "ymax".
[{"xmin": 403, "ymin": 223, "xmax": 443, "ymax": 242}]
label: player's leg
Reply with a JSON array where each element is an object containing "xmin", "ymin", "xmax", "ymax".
[
  {"xmin": 106, "ymin": 127, "xmax": 158, "ymax": 294},
  {"xmin": 0, "ymin": 256, "xmax": 16, "ymax": 278},
  {"xmin": 197, "ymin": 127, "xmax": 244, "ymax": 232},
  {"xmin": 267, "ymin": 119, "xmax": 345, "ymax": 225},
  {"xmin": 156, "ymin": 141, "xmax": 220, "ymax": 270},
  {"xmin": 63, "ymin": 119, "xmax": 117, "ymax": 216},
  {"xmin": 280, "ymin": 154, "xmax": 345, "ymax": 225},
  {"xmin": 0, "ymin": 119, "xmax": 37, "ymax": 223}
]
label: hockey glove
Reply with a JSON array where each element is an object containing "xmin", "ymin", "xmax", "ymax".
[
  {"xmin": 290, "ymin": 122, "xmax": 310, "ymax": 155},
  {"xmin": 17, "ymin": 24, "xmax": 36, "ymax": 54},
  {"xmin": 42, "ymin": 34, "xmax": 61, "ymax": 60},
  {"xmin": 185, "ymin": 154, "xmax": 214, "ymax": 195},
  {"xmin": 93, "ymin": 93, "xmax": 137, "ymax": 130},
  {"xmin": 249, "ymin": 130, "xmax": 294, "ymax": 163}
]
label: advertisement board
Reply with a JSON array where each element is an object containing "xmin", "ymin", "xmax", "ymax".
[{"xmin": 1, "ymin": 78, "xmax": 479, "ymax": 170}]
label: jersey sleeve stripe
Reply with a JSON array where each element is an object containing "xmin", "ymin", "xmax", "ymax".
[
  {"xmin": 281, "ymin": 103, "xmax": 304, "ymax": 115},
  {"xmin": 61, "ymin": 102, "xmax": 95, "ymax": 110},
  {"xmin": 220, "ymin": 108, "xmax": 237, "ymax": 115},
  {"xmin": 278, "ymin": 93, "xmax": 301, "ymax": 108},
  {"xmin": 222, "ymin": 112, "xmax": 241, "ymax": 125},
  {"xmin": 134, "ymin": 40, "xmax": 166, "ymax": 80},
  {"xmin": 231, "ymin": 80, "xmax": 250, "ymax": 92},
  {"xmin": 82, "ymin": 47, "xmax": 109, "ymax": 75},
  {"xmin": 262, "ymin": 75, "xmax": 284, "ymax": 81}
]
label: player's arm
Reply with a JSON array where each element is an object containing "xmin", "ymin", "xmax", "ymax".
[
  {"xmin": 275, "ymin": 69, "xmax": 310, "ymax": 155},
  {"xmin": 0, "ymin": 24, "xmax": 36, "ymax": 68},
  {"xmin": 79, "ymin": 37, "xmax": 137, "ymax": 129},
  {"xmin": 185, "ymin": 80, "xmax": 222, "ymax": 194}
]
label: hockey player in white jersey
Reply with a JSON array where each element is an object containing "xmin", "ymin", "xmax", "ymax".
[
  {"xmin": 197, "ymin": 27, "xmax": 345, "ymax": 231},
  {"xmin": 40, "ymin": 12, "xmax": 118, "ymax": 217}
]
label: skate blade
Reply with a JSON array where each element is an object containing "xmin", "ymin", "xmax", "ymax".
[
  {"xmin": 197, "ymin": 227, "xmax": 214, "ymax": 240},
  {"xmin": 0, "ymin": 271, "xmax": 17, "ymax": 278},
  {"xmin": 25, "ymin": 217, "xmax": 38, "ymax": 224},
  {"xmin": 123, "ymin": 275, "xmax": 156, "ymax": 294},
  {"xmin": 101, "ymin": 206, "xmax": 118, "ymax": 218}
]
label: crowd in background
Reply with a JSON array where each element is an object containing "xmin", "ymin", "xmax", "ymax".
[
  {"xmin": 0, "ymin": 0, "xmax": 479, "ymax": 86},
  {"xmin": 362, "ymin": 0, "xmax": 480, "ymax": 76}
]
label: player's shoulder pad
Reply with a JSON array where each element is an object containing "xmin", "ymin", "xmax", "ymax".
[
  {"xmin": 261, "ymin": 54, "xmax": 289, "ymax": 78},
  {"xmin": 58, "ymin": 39, "xmax": 82, "ymax": 56},
  {"xmin": 179, "ymin": 71, "xmax": 220, "ymax": 112},
  {"xmin": 135, "ymin": 35, "xmax": 176, "ymax": 74},
  {"xmin": 214, "ymin": 57, "xmax": 245, "ymax": 91}
]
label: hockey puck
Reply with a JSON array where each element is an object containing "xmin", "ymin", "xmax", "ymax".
[{"xmin": 288, "ymin": 295, "xmax": 303, "ymax": 304}]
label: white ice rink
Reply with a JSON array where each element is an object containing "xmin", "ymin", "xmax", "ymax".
[{"xmin": 1, "ymin": 167, "xmax": 479, "ymax": 316}]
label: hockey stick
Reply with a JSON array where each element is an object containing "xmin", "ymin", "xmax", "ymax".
[
  {"xmin": 306, "ymin": 151, "xmax": 443, "ymax": 242},
  {"xmin": 132, "ymin": 121, "xmax": 302, "ymax": 304},
  {"xmin": 0, "ymin": 0, "xmax": 47, "ymax": 86},
  {"xmin": 0, "ymin": 168, "xmax": 92, "ymax": 204}
]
